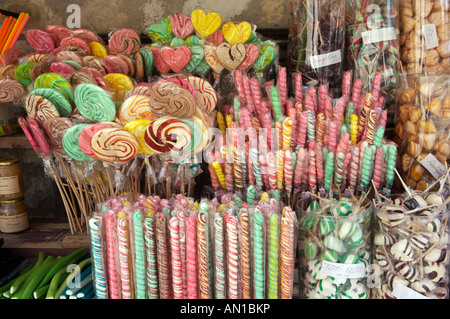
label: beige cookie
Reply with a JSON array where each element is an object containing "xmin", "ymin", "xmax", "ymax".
[
  {"xmin": 402, "ymin": 16, "xmax": 416, "ymax": 33},
  {"xmin": 428, "ymin": 11, "xmax": 447, "ymax": 28},
  {"xmin": 436, "ymin": 40, "xmax": 449, "ymax": 58},
  {"xmin": 424, "ymin": 49, "xmax": 440, "ymax": 66}
]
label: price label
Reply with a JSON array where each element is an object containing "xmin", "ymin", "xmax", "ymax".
[
  {"xmin": 423, "ymin": 24, "xmax": 439, "ymax": 50},
  {"xmin": 310, "ymin": 50, "xmax": 342, "ymax": 69},
  {"xmin": 320, "ymin": 261, "xmax": 366, "ymax": 279},
  {"xmin": 420, "ymin": 153, "xmax": 446, "ymax": 180},
  {"xmin": 392, "ymin": 284, "xmax": 429, "ymax": 299},
  {"xmin": 361, "ymin": 27, "xmax": 397, "ymax": 45}
]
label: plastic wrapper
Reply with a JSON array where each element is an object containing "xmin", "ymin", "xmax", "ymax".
[
  {"xmin": 88, "ymin": 213, "xmax": 108, "ymax": 299},
  {"xmin": 394, "ymin": 74, "xmax": 450, "ymax": 191},
  {"xmin": 297, "ymin": 193, "xmax": 373, "ymax": 299},
  {"xmin": 399, "ymin": 0, "xmax": 449, "ymax": 75},
  {"xmin": 346, "ymin": 0, "xmax": 401, "ymax": 111},
  {"xmin": 251, "ymin": 205, "xmax": 267, "ymax": 298},
  {"xmin": 288, "ymin": 0, "xmax": 346, "ymax": 99},
  {"xmin": 372, "ymin": 193, "xmax": 449, "ymax": 299}
]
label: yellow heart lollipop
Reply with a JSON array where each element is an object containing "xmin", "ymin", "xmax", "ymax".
[
  {"xmin": 124, "ymin": 119, "xmax": 153, "ymax": 155},
  {"xmin": 191, "ymin": 9, "xmax": 222, "ymax": 38},
  {"xmin": 222, "ymin": 21, "xmax": 252, "ymax": 44}
]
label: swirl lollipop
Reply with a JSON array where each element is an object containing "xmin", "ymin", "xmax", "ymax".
[
  {"xmin": 34, "ymin": 72, "xmax": 73, "ymax": 103},
  {"xmin": 62, "ymin": 123, "xmax": 92, "ymax": 162},
  {"xmin": 0, "ymin": 79, "xmax": 26, "ymax": 103},
  {"xmin": 149, "ymin": 81, "xmax": 197, "ymax": 118},
  {"xmin": 74, "ymin": 83, "xmax": 116, "ymax": 122},
  {"xmin": 24, "ymin": 94, "xmax": 60, "ymax": 124},
  {"xmin": 42, "ymin": 117, "xmax": 75, "ymax": 155},
  {"xmin": 118, "ymin": 95, "xmax": 153, "ymax": 124},
  {"xmin": 123, "ymin": 119, "xmax": 153, "ymax": 155},
  {"xmin": 29, "ymin": 87, "xmax": 73, "ymax": 116},
  {"xmin": 91, "ymin": 127, "xmax": 139, "ymax": 163},
  {"xmin": 108, "ymin": 29, "xmax": 141, "ymax": 56}
]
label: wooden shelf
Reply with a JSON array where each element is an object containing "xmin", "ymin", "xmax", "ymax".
[
  {"xmin": 0, "ymin": 133, "xmax": 32, "ymax": 149},
  {"xmin": 0, "ymin": 218, "xmax": 90, "ymax": 257}
]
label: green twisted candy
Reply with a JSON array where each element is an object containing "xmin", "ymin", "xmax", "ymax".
[
  {"xmin": 139, "ymin": 48, "xmax": 154, "ymax": 80},
  {"xmin": 324, "ymin": 152, "xmax": 334, "ymax": 192},
  {"xmin": 186, "ymin": 46, "xmax": 204, "ymax": 72},
  {"xmin": 133, "ymin": 210, "xmax": 146, "ymax": 299},
  {"xmin": 268, "ymin": 213, "xmax": 279, "ymax": 299},
  {"xmin": 360, "ymin": 146, "xmax": 373, "ymax": 190},
  {"xmin": 385, "ymin": 144, "xmax": 397, "ymax": 189},
  {"xmin": 247, "ymin": 185, "xmax": 256, "ymax": 206},
  {"xmin": 144, "ymin": 214, "xmax": 158, "ymax": 299},
  {"xmin": 270, "ymin": 86, "xmax": 283, "ymax": 123},
  {"xmin": 253, "ymin": 210, "xmax": 265, "ymax": 298}
]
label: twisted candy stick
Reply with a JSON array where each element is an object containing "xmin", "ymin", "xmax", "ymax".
[
  {"xmin": 88, "ymin": 215, "xmax": 108, "ymax": 299},
  {"xmin": 104, "ymin": 210, "xmax": 120, "ymax": 299},
  {"xmin": 133, "ymin": 210, "xmax": 146, "ymax": 299},
  {"xmin": 253, "ymin": 208, "xmax": 265, "ymax": 299},
  {"xmin": 209, "ymin": 163, "xmax": 221, "ymax": 192},
  {"xmin": 214, "ymin": 213, "xmax": 226, "ymax": 299},
  {"xmin": 351, "ymin": 78, "xmax": 362, "ymax": 113},
  {"xmin": 318, "ymin": 84, "xmax": 328, "ymax": 115},
  {"xmin": 266, "ymin": 152, "xmax": 277, "ymax": 190},
  {"xmin": 282, "ymin": 117, "xmax": 292, "ymax": 151},
  {"xmin": 348, "ymin": 147, "xmax": 360, "ymax": 193},
  {"xmin": 227, "ymin": 215, "xmax": 240, "ymax": 299},
  {"xmin": 234, "ymin": 69, "xmax": 246, "ymax": 106},
  {"xmin": 225, "ymin": 157, "xmax": 235, "ymax": 193},
  {"xmin": 198, "ymin": 212, "xmax": 211, "ymax": 299},
  {"xmin": 294, "ymin": 73, "xmax": 303, "ymax": 104},
  {"xmin": 360, "ymin": 146, "xmax": 374, "ymax": 191},
  {"xmin": 334, "ymin": 152, "xmax": 346, "ymax": 188},
  {"xmin": 284, "ymin": 150, "xmax": 294, "ymax": 195},
  {"xmin": 233, "ymin": 147, "xmax": 244, "ymax": 190},
  {"xmin": 250, "ymin": 147, "xmax": 264, "ymax": 190},
  {"xmin": 324, "ymin": 152, "xmax": 335, "ymax": 193},
  {"xmin": 212, "ymin": 161, "xmax": 226, "ymax": 190},
  {"xmin": 144, "ymin": 212, "xmax": 158, "ymax": 299},
  {"xmin": 156, "ymin": 213, "xmax": 172, "ymax": 299},
  {"xmin": 385, "ymin": 144, "xmax": 397, "ymax": 190},
  {"xmin": 316, "ymin": 113, "xmax": 325, "ymax": 143},
  {"xmin": 117, "ymin": 211, "xmax": 133, "ymax": 299},
  {"xmin": 373, "ymin": 147, "xmax": 384, "ymax": 190},
  {"xmin": 287, "ymin": 107, "xmax": 297, "ymax": 149},
  {"xmin": 314, "ymin": 142, "xmax": 325, "ymax": 187},
  {"xmin": 240, "ymin": 210, "xmax": 251, "ymax": 299},
  {"xmin": 297, "ymin": 111, "xmax": 308, "ymax": 149},
  {"xmin": 186, "ymin": 214, "xmax": 198, "ymax": 299},
  {"xmin": 242, "ymin": 75, "xmax": 256, "ymax": 116},
  {"xmin": 342, "ymin": 71, "xmax": 352, "ymax": 103},
  {"xmin": 308, "ymin": 148, "xmax": 317, "ymax": 192},
  {"xmin": 250, "ymin": 78, "xmax": 263, "ymax": 118},
  {"xmin": 294, "ymin": 148, "xmax": 307, "ymax": 189},
  {"xmin": 278, "ymin": 67, "xmax": 288, "ymax": 113},
  {"xmin": 280, "ymin": 208, "xmax": 295, "ymax": 299},
  {"xmin": 169, "ymin": 216, "xmax": 183, "ymax": 299},
  {"xmin": 306, "ymin": 111, "xmax": 315, "ymax": 142},
  {"xmin": 270, "ymin": 86, "xmax": 283, "ymax": 123},
  {"xmin": 350, "ymin": 114, "xmax": 358, "ymax": 145},
  {"xmin": 276, "ymin": 150, "xmax": 284, "ymax": 191},
  {"xmin": 268, "ymin": 213, "xmax": 279, "ymax": 299}
]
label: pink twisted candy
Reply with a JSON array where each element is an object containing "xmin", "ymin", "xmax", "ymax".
[
  {"xmin": 284, "ymin": 150, "xmax": 294, "ymax": 194},
  {"xmin": 342, "ymin": 71, "xmax": 352, "ymax": 103},
  {"xmin": 348, "ymin": 147, "xmax": 360, "ymax": 193},
  {"xmin": 297, "ymin": 111, "xmax": 308, "ymax": 149},
  {"xmin": 327, "ymin": 121, "xmax": 339, "ymax": 153},
  {"xmin": 250, "ymin": 77, "xmax": 263, "ymax": 119},
  {"xmin": 234, "ymin": 69, "xmax": 246, "ymax": 106},
  {"xmin": 169, "ymin": 216, "xmax": 183, "ymax": 299},
  {"xmin": 352, "ymin": 78, "xmax": 363, "ymax": 107},
  {"xmin": 186, "ymin": 214, "xmax": 198, "ymax": 299},
  {"xmin": 333, "ymin": 97, "xmax": 346, "ymax": 122},
  {"xmin": 314, "ymin": 142, "xmax": 325, "ymax": 186},
  {"xmin": 324, "ymin": 97, "xmax": 333, "ymax": 122},
  {"xmin": 308, "ymin": 149, "xmax": 317, "ymax": 192},
  {"xmin": 371, "ymin": 72, "xmax": 382, "ymax": 103},
  {"xmin": 243, "ymin": 75, "xmax": 256, "ymax": 116},
  {"xmin": 294, "ymin": 73, "xmax": 303, "ymax": 104},
  {"xmin": 287, "ymin": 107, "xmax": 297, "ymax": 149},
  {"xmin": 373, "ymin": 146, "xmax": 384, "ymax": 190},
  {"xmin": 278, "ymin": 67, "xmax": 288, "ymax": 114},
  {"xmin": 294, "ymin": 148, "xmax": 307, "ymax": 189},
  {"xmin": 336, "ymin": 132, "xmax": 350, "ymax": 154},
  {"xmin": 318, "ymin": 84, "xmax": 328, "ymax": 115}
]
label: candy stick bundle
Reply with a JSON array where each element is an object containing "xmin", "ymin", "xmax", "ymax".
[
  {"xmin": 209, "ymin": 68, "xmax": 398, "ymax": 208},
  {"xmin": 87, "ymin": 192, "xmax": 298, "ymax": 299}
]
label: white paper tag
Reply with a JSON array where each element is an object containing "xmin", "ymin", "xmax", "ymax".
[
  {"xmin": 310, "ymin": 50, "xmax": 342, "ymax": 69},
  {"xmin": 362, "ymin": 27, "xmax": 397, "ymax": 45},
  {"xmin": 392, "ymin": 284, "xmax": 429, "ymax": 299},
  {"xmin": 319, "ymin": 261, "xmax": 366, "ymax": 279},
  {"xmin": 423, "ymin": 24, "xmax": 439, "ymax": 50},
  {"xmin": 420, "ymin": 153, "xmax": 446, "ymax": 180}
]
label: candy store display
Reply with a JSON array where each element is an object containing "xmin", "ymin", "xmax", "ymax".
[
  {"xmin": 87, "ymin": 192, "xmax": 298, "ymax": 299},
  {"xmin": 288, "ymin": 0, "xmax": 346, "ymax": 98},
  {"xmin": 0, "ymin": 248, "xmax": 94, "ymax": 299},
  {"xmin": 394, "ymin": 74, "xmax": 450, "ymax": 192},
  {"xmin": 371, "ymin": 170, "xmax": 449, "ymax": 299},
  {"xmin": 209, "ymin": 67, "xmax": 398, "ymax": 210},
  {"xmin": 297, "ymin": 193, "xmax": 373, "ymax": 299},
  {"xmin": 399, "ymin": 0, "xmax": 449, "ymax": 75},
  {"xmin": 346, "ymin": 0, "xmax": 401, "ymax": 111}
]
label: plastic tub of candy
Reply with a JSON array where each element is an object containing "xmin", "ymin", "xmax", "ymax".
[
  {"xmin": 394, "ymin": 74, "xmax": 450, "ymax": 192},
  {"xmin": 372, "ymin": 192, "xmax": 449, "ymax": 299},
  {"xmin": 297, "ymin": 193, "xmax": 373, "ymax": 299}
]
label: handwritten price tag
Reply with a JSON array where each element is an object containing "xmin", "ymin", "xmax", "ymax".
[
  {"xmin": 423, "ymin": 24, "xmax": 439, "ymax": 50},
  {"xmin": 310, "ymin": 50, "xmax": 342, "ymax": 69},
  {"xmin": 361, "ymin": 27, "xmax": 397, "ymax": 45},
  {"xmin": 320, "ymin": 261, "xmax": 366, "ymax": 279},
  {"xmin": 420, "ymin": 153, "xmax": 446, "ymax": 180}
]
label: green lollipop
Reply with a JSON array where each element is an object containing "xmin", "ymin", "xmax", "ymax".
[
  {"xmin": 139, "ymin": 48, "xmax": 154, "ymax": 80},
  {"xmin": 34, "ymin": 73, "xmax": 73, "ymax": 103},
  {"xmin": 253, "ymin": 44, "xmax": 276, "ymax": 73},
  {"xmin": 270, "ymin": 86, "xmax": 283, "ymax": 122},
  {"xmin": 29, "ymin": 88, "xmax": 73, "ymax": 117},
  {"xmin": 147, "ymin": 18, "xmax": 172, "ymax": 43},
  {"xmin": 324, "ymin": 152, "xmax": 334, "ymax": 192},
  {"xmin": 15, "ymin": 62, "xmax": 35, "ymax": 87},
  {"xmin": 186, "ymin": 46, "xmax": 204, "ymax": 73},
  {"xmin": 74, "ymin": 83, "xmax": 116, "ymax": 122},
  {"xmin": 385, "ymin": 144, "xmax": 397, "ymax": 189},
  {"xmin": 360, "ymin": 146, "xmax": 373, "ymax": 190},
  {"xmin": 62, "ymin": 124, "xmax": 91, "ymax": 162}
]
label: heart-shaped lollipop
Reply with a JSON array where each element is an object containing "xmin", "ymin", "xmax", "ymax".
[
  {"xmin": 170, "ymin": 13, "xmax": 194, "ymax": 40},
  {"xmin": 186, "ymin": 46, "xmax": 205, "ymax": 72},
  {"xmin": 191, "ymin": 9, "xmax": 222, "ymax": 38},
  {"xmin": 204, "ymin": 45, "xmax": 224, "ymax": 74},
  {"xmin": 160, "ymin": 46, "xmax": 191, "ymax": 73},
  {"xmin": 151, "ymin": 47, "xmax": 171, "ymax": 74},
  {"xmin": 239, "ymin": 43, "xmax": 259, "ymax": 71},
  {"xmin": 222, "ymin": 21, "xmax": 252, "ymax": 45},
  {"xmin": 253, "ymin": 44, "xmax": 277, "ymax": 73},
  {"xmin": 216, "ymin": 42, "xmax": 246, "ymax": 70},
  {"xmin": 148, "ymin": 18, "xmax": 173, "ymax": 44}
]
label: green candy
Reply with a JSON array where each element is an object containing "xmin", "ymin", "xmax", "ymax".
[
  {"xmin": 245, "ymin": 31, "xmax": 262, "ymax": 45},
  {"xmin": 345, "ymin": 102, "xmax": 354, "ymax": 126},
  {"xmin": 385, "ymin": 144, "xmax": 397, "ymax": 189},
  {"xmin": 324, "ymin": 235, "xmax": 346, "ymax": 253},
  {"xmin": 345, "ymin": 225, "xmax": 364, "ymax": 251},
  {"xmin": 246, "ymin": 185, "xmax": 256, "ymax": 206},
  {"xmin": 74, "ymin": 83, "xmax": 116, "ymax": 122},
  {"xmin": 360, "ymin": 146, "xmax": 373, "ymax": 190},
  {"xmin": 62, "ymin": 124, "xmax": 91, "ymax": 162},
  {"xmin": 324, "ymin": 152, "xmax": 334, "ymax": 192},
  {"xmin": 341, "ymin": 252, "xmax": 359, "ymax": 264},
  {"xmin": 185, "ymin": 35, "xmax": 201, "ymax": 46},
  {"xmin": 139, "ymin": 48, "xmax": 154, "ymax": 80},
  {"xmin": 15, "ymin": 62, "xmax": 35, "ymax": 87},
  {"xmin": 34, "ymin": 73, "xmax": 73, "ymax": 103},
  {"xmin": 270, "ymin": 86, "xmax": 283, "ymax": 122},
  {"xmin": 253, "ymin": 44, "xmax": 276, "ymax": 73},
  {"xmin": 301, "ymin": 216, "xmax": 315, "ymax": 230},
  {"xmin": 62, "ymin": 60, "xmax": 82, "ymax": 70},
  {"xmin": 29, "ymin": 88, "xmax": 73, "ymax": 117},
  {"xmin": 322, "ymin": 249, "xmax": 340, "ymax": 263},
  {"xmin": 337, "ymin": 221, "xmax": 357, "ymax": 240},
  {"xmin": 373, "ymin": 127, "xmax": 385, "ymax": 147},
  {"xmin": 186, "ymin": 46, "xmax": 204, "ymax": 72},
  {"xmin": 307, "ymin": 200, "xmax": 320, "ymax": 212},
  {"xmin": 195, "ymin": 59, "xmax": 211, "ymax": 74},
  {"xmin": 331, "ymin": 202, "xmax": 352, "ymax": 216},
  {"xmin": 319, "ymin": 216, "xmax": 335, "ymax": 236},
  {"xmin": 147, "ymin": 18, "xmax": 172, "ymax": 43},
  {"xmin": 170, "ymin": 37, "xmax": 185, "ymax": 48},
  {"xmin": 233, "ymin": 97, "xmax": 241, "ymax": 123},
  {"xmin": 305, "ymin": 239, "xmax": 318, "ymax": 259}
]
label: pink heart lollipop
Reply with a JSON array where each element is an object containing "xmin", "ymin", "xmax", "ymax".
[
  {"xmin": 170, "ymin": 13, "xmax": 194, "ymax": 40},
  {"xmin": 160, "ymin": 46, "xmax": 191, "ymax": 73},
  {"xmin": 151, "ymin": 47, "xmax": 170, "ymax": 74},
  {"xmin": 18, "ymin": 117, "xmax": 41, "ymax": 154},
  {"xmin": 28, "ymin": 117, "xmax": 51, "ymax": 157},
  {"xmin": 205, "ymin": 29, "xmax": 224, "ymax": 46},
  {"xmin": 239, "ymin": 43, "xmax": 259, "ymax": 71}
]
